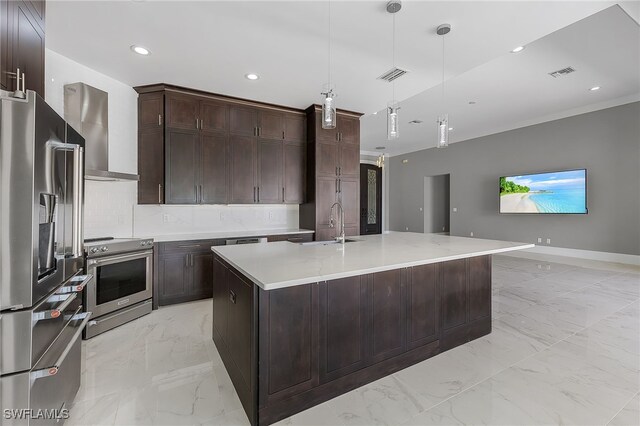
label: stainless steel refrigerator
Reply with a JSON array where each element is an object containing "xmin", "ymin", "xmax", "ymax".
[{"xmin": 0, "ymin": 90, "xmax": 93, "ymax": 425}]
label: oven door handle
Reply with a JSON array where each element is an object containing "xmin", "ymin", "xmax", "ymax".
[
  {"xmin": 31, "ymin": 312, "xmax": 92, "ymax": 379},
  {"xmin": 58, "ymin": 274, "xmax": 93, "ymax": 294},
  {"xmin": 87, "ymin": 250, "xmax": 153, "ymax": 266}
]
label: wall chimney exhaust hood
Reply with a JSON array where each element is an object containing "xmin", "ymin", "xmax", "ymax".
[{"xmin": 64, "ymin": 82, "xmax": 139, "ymax": 181}]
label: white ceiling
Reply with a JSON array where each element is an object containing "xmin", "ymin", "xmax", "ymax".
[{"xmin": 47, "ymin": 1, "xmax": 640, "ymax": 155}]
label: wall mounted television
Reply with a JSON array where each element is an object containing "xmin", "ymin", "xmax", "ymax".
[{"xmin": 499, "ymin": 169, "xmax": 588, "ymax": 214}]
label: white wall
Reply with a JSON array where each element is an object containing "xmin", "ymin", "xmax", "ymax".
[
  {"xmin": 45, "ymin": 49, "xmax": 139, "ymax": 238},
  {"xmin": 45, "ymin": 49, "xmax": 299, "ymax": 238}
]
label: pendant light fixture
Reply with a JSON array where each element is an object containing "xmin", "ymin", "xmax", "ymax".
[
  {"xmin": 436, "ymin": 23, "xmax": 451, "ymax": 148},
  {"xmin": 376, "ymin": 153, "xmax": 385, "ymax": 169},
  {"xmin": 387, "ymin": 1, "xmax": 401, "ymax": 140},
  {"xmin": 321, "ymin": 0, "xmax": 336, "ymax": 129}
]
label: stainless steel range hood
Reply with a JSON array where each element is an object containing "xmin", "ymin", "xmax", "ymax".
[{"xmin": 64, "ymin": 82, "xmax": 139, "ymax": 181}]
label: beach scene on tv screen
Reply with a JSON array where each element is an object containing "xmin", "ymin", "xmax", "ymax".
[{"xmin": 500, "ymin": 170, "xmax": 587, "ymax": 213}]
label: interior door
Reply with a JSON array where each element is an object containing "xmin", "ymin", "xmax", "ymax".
[{"xmin": 360, "ymin": 164, "xmax": 382, "ymax": 235}]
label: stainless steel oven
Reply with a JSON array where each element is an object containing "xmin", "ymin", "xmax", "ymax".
[{"xmin": 83, "ymin": 238, "xmax": 154, "ymax": 338}]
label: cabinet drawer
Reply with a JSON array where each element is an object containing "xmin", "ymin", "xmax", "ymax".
[{"xmin": 160, "ymin": 239, "xmax": 224, "ymax": 254}]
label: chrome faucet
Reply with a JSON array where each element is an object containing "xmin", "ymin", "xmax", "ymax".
[{"xmin": 329, "ymin": 202, "xmax": 346, "ymax": 244}]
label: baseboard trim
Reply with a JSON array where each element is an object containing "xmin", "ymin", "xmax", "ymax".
[{"xmin": 503, "ymin": 245, "xmax": 640, "ymax": 266}]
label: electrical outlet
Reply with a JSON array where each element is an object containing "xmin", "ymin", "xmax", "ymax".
[
  {"xmin": 219, "ymin": 212, "xmax": 226, "ymax": 221},
  {"xmin": 162, "ymin": 214, "xmax": 170, "ymax": 223},
  {"xmin": 546, "ymin": 238, "xmax": 551, "ymax": 245},
  {"xmin": 419, "ymin": 207, "xmax": 423, "ymax": 212},
  {"xmin": 442, "ymin": 226, "xmax": 445, "ymax": 231},
  {"xmin": 470, "ymin": 232, "xmax": 474, "ymax": 237},
  {"xmin": 537, "ymin": 237, "xmax": 542, "ymax": 243},
  {"xmin": 453, "ymin": 207, "xmax": 458, "ymax": 212},
  {"xmin": 405, "ymin": 227, "xmax": 409, "ymax": 231}
]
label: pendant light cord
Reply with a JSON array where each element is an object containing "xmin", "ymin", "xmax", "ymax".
[
  {"xmin": 328, "ymin": 0, "xmax": 331, "ymax": 88},
  {"xmin": 441, "ymin": 31, "xmax": 445, "ymax": 109},
  {"xmin": 392, "ymin": 12, "xmax": 396, "ymax": 102}
]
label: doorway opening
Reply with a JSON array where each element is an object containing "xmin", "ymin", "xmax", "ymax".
[
  {"xmin": 360, "ymin": 163, "xmax": 382, "ymax": 235},
  {"xmin": 424, "ymin": 174, "xmax": 450, "ymax": 234}
]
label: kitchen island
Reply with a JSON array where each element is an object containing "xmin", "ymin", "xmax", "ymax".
[{"xmin": 211, "ymin": 232, "xmax": 533, "ymax": 425}]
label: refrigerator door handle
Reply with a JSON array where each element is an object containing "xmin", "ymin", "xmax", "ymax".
[{"xmin": 72, "ymin": 146, "xmax": 84, "ymax": 258}]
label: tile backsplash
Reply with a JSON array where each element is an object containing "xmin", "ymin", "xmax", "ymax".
[
  {"xmin": 133, "ymin": 204, "xmax": 300, "ymax": 237},
  {"xmin": 84, "ymin": 181, "xmax": 137, "ymax": 239}
]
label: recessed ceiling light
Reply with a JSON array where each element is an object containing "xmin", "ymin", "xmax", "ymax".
[
  {"xmin": 130, "ymin": 45, "xmax": 150, "ymax": 55},
  {"xmin": 589, "ymin": 86, "xmax": 601, "ymax": 91},
  {"xmin": 372, "ymin": 112, "xmax": 378, "ymax": 115},
  {"xmin": 245, "ymin": 73, "xmax": 260, "ymax": 80},
  {"xmin": 468, "ymin": 101, "xmax": 476, "ymax": 105},
  {"xmin": 409, "ymin": 119, "xmax": 423, "ymax": 125},
  {"xmin": 375, "ymin": 146, "xmax": 386, "ymax": 150},
  {"xmin": 511, "ymin": 46, "xmax": 525, "ymax": 53},
  {"xmin": 448, "ymin": 127, "xmax": 454, "ymax": 131}
]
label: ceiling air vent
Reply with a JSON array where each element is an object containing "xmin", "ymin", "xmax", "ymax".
[
  {"xmin": 377, "ymin": 67, "xmax": 409, "ymax": 82},
  {"xmin": 408, "ymin": 119, "xmax": 423, "ymax": 124},
  {"xmin": 548, "ymin": 66, "xmax": 576, "ymax": 78}
]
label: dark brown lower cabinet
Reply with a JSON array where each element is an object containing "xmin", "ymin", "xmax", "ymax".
[
  {"xmin": 212, "ymin": 254, "xmax": 492, "ymax": 426},
  {"xmin": 155, "ymin": 240, "xmax": 223, "ymax": 306}
]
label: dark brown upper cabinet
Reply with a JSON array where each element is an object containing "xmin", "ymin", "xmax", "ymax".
[
  {"xmin": 135, "ymin": 84, "xmax": 306, "ymax": 205},
  {"xmin": 300, "ymin": 106, "xmax": 363, "ymax": 240},
  {"xmin": 1, "ymin": 0, "xmax": 45, "ymax": 97}
]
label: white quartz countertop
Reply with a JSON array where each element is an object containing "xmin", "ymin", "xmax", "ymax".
[
  {"xmin": 212, "ymin": 232, "xmax": 535, "ymax": 290},
  {"xmin": 136, "ymin": 228, "xmax": 314, "ymax": 243}
]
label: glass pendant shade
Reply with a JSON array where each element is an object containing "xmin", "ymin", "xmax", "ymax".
[
  {"xmin": 437, "ymin": 114, "xmax": 449, "ymax": 148},
  {"xmin": 321, "ymin": 86, "xmax": 336, "ymax": 129},
  {"xmin": 376, "ymin": 154, "xmax": 385, "ymax": 168},
  {"xmin": 387, "ymin": 102, "xmax": 399, "ymax": 140}
]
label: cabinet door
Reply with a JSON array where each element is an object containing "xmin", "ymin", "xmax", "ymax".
[
  {"xmin": 316, "ymin": 140, "xmax": 339, "ymax": 177},
  {"xmin": 257, "ymin": 139, "xmax": 283, "ymax": 204},
  {"xmin": 227, "ymin": 269, "xmax": 254, "ymax": 391},
  {"xmin": 138, "ymin": 128, "xmax": 164, "ymax": 204},
  {"xmin": 339, "ymin": 143, "xmax": 360, "ymax": 178},
  {"xmin": 138, "ymin": 92, "xmax": 164, "ymax": 130},
  {"xmin": 213, "ymin": 256, "xmax": 229, "ymax": 344},
  {"xmin": 166, "ymin": 94, "xmax": 198, "ymax": 130},
  {"xmin": 468, "ymin": 256, "xmax": 491, "ymax": 321},
  {"xmin": 165, "ymin": 129, "xmax": 198, "ymax": 204},
  {"xmin": 1, "ymin": 0, "xmax": 8, "ymax": 90},
  {"xmin": 200, "ymin": 100, "xmax": 227, "ymax": 132},
  {"xmin": 316, "ymin": 176, "xmax": 338, "ymax": 229},
  {"xmin": 337, "ymin": 115, "xmax": 359, "ymax": 145},
  {"xmin": 229, "ymin": 106, "xmax": 258, "ymax": 136},
  {"xmin": 370, "ymin": 269, "xmax": 405, "ymax": 362},
  {"xmin": 229, "ymin": 134, "xmax": 257, "ymax": 203},
  {"xmin": 283, "ymin": 141, "xmax": 305, "ymax": 203},
  {"xmin": 7, "ymin": 1, "xmax": 45, "ymax": 97},
  {"xmin": 314, "ymin": 111, "xmax": 339, "ymax": 142},
  {"xmin": 191, "ymin": 252, "xmax": 214, "ymax": 299},
  {"xmin": 158, "ymin": 253, "xmax": 190, "ymax": 306},
  {"xmin": 319, "ymin": 276, "xmax": 367, "ymax": 382},
  {"xmin": 258, "ymin": 110, "xmax": 284, "ymax": 140},
  {"xmin": 407, "ymin": 264, "xmax": 439, "ymax": 350},
  {"xmin": 441, "ymin": 259, "xmax": 468, "ymax": 330},
  {"xmin": 200, "ymin": 131, "xmax": 228, "ymax": 204},
  {"xmin": 339, "ymin": 178, "xmax": 359, "ymax": 229},
  {"xmin": 284, "ymin": 113, "xmax": 305, "ymax": 142}
]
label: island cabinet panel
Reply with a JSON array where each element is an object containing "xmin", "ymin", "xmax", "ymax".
[
  {"xmin": 212, "ymin": 254, "xmax": 492, "ymax": 426},
  {"xmin": 441, "ymin": 259, "xmax": 468, "ymax": 331},
  {"xmin": 406, "ymin": 264, "xmax": 440, "ymax": 350},
  {"xmin": 260, "ymin": 285, "xmax": 318, "ymax": 402},
  {"xmin": 369, "ymin": 269, "xmax": 406, "ymax": 362},
  {"xmin": 319, "ymin": 276, "xmax": 367, "ymax": 382},
  {"xmin": 469, "ymin": 255, "xmax": 492, "ymax": 321}
]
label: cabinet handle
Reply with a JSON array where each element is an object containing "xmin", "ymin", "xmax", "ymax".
[
  {"xmin": 158, "ymin": 184, "xmax": 162, "ymax": 204},
  {"xmin": 253, "ymin": 186, "xmax": 256, "ymax": 202},
  {"xmin": 158, "ymin": 114, "xmax": 162, "ymax": 126},
  {"xmin": 282, "ymin": 187, "xmax": 285, "ymax": 203},
  {"xmin": 199, "ymin": 185, "xmax": 204, "ymax": 203},
  {"xmin": 200, "ymin": 119, "xmax": 204, "ymax": 129},
  {"xmin": 195, "ymin": 118, "xmax": 199, "ymax": 129},
  {"xmin": 282, "ymin": 130, "xmax": 285, "ymax": 140},
  {"xmin": 191, "ymin": 254, "xmax": 194, "ymax": 267},
  {"xmin": 253, "ymin": 127, "xmax": 257, "ymax": 136},
  {"xmin": 257, "ymin": 187, "xmax": 260, "ymax": 203},
  {"xmin": 178, "ymin": 244, "xmax": 202, "ymax": 248},
  {"xmin": 336, "ymin": 166, "xmax": 338, "ymax": 176},
  {"xmin": 335, "ymin": 179, "xmax": 338, "ymax": 194},
  {"xmin": 229, "ymin": 289, "xmax": 237, "ymax": 304},
  {"xmin": 185, "ymin": 254, "xmax": 189, "ymax": 267},
  {"xmin": 339, "ymin": 179, "xmax": 341, "ymax": 193}
]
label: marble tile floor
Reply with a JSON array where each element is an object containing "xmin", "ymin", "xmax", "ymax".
[{"xmin": 68, "ymin": 255, "xmax": 639, "ymax": 426}]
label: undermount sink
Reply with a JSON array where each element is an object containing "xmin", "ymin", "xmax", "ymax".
[{"xmin": 300, "ymin": 239, "xmax": 359, "ymax": 246}]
